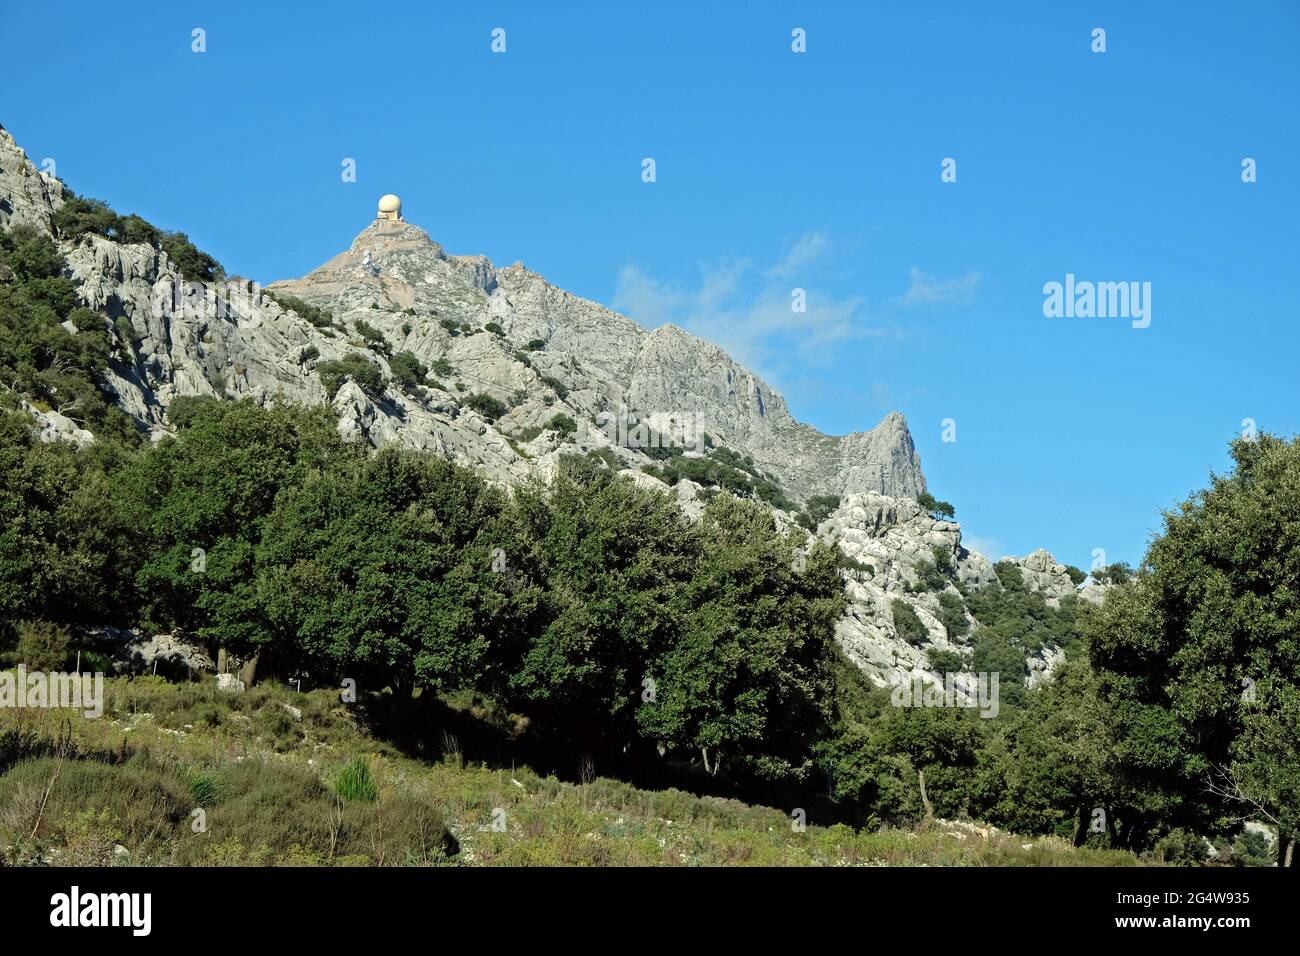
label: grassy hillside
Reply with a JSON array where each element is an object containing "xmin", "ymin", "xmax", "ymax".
[{"xmin": 0, "ymin": 674, "xmax": 1142, "ymax": 867}]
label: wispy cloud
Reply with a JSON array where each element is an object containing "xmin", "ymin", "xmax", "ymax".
[
  {"xmin": 612, "ymin": 232, "xmax": 890, "ymax": 374},
  {"xmin": 898, "ymin": 267, "xmax": 982, "ymax": 307}
]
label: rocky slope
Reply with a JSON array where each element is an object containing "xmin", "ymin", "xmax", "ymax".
[{"xmin": 0, "ymin": 121, "xmax": 1092, "ymax": 691}]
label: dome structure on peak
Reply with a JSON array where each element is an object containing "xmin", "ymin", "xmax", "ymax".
[{"xmin": 377, "ymin": 194, "xmax": 402, "ymax": 221}]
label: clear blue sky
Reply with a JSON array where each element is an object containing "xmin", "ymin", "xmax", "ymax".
[{"xmin": 4, "ymin": 1, "xmax": 1297, "ymax": 569}]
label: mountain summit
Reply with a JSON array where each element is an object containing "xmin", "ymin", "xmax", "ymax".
[
  {"xmin": 264, "ymin": 212, "xmax": 927, "ymax": 503},
  {"xmin": 0, "ymin": 119, "xmax": 924, "ymax": 505}
]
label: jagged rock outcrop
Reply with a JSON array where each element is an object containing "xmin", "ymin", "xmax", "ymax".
[
  {"xmin": 0, "ymin": 125, "xmax": 63, "ymax": 233},
  {"xmin": 817, "ymin": 493, "xmax": 1071, "ymax": 690}
]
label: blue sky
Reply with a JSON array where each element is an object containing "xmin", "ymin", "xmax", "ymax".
[{"xmin": 4, "ymin": 1, "xmax": 1298, "ymax": 569}]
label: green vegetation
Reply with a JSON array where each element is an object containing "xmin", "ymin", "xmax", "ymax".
[
  {"xmin": 891, "ymin": 599, "xmax": 928, "ymax": 646},
  {"xmin": 335, "ymin": 756, "xmax": 379, "ymax": 802},
  {"xmin": 264, "ymin": 291, "xmax": 334, "ymax": 329},
  {"xmin": 1089, "ymin": 561, "xmax": 1133, "ymax": 585},
  {"xmin": 917, "ymin": 491, "xmax": 955, "ymax": 521},
  {"xmin": 353, "ymin": 318, "xmax": 389, "ymax": 354},
  {"xmin": 524, "ymin": 338, "xmax": 546, "ymax": 352},
  {"xmin": 0, "ymin": 675, "xmax": 1141, "ymax": 867},
  {"xmin": 0, "ymin": 224, "xmax": 140, "ymax": 442},
  {"xmin": 644, "ymin": 446, "xmax": 794, "ymax": 511},
  {"xmin": 463, "ymin": 392, "xmax": 507, "ymax": 421},
  {"xmin": 1086, "ymin": 434, "xmax": 1300, "ymax": 861},
  {"xmin": 52, "ymin": 192, "xmax": 225, "ymax": 283},
  {"xmin": 936, "ymin": 591, "xmax": 969, "ymax": 639},
  {"xmin": 538, "ymin": 375, "xmax": 568, "ymax": 400},
  {"xmin": 389, "ymin": 350, "xmax": 429, "ymax": 395},
  {"xmin": 316, "ymin": 352, "xmax": 386, "ymax": 400},
  {"xmin": 796, "ymin": 494, "xmax": 841, "ymax": 531}
]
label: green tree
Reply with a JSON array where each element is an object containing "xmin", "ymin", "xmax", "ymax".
[
  {"xmin": 257, "ymin": 446, "xmax": 511, "ymax": 693},
  {"xmin": 116, "ymin": 400, "xmax": 347, "ymax": 659},
  {"xmin": 1087, "ymin": 434, "xmax": 1300, "ymax": 861},
  {"xmin": 917, "ymin": 491, "xmax": 956, "ymax": 521},
  {"xmin": 639, "ymin": 495, "xmax": 846, "ymax": 782}
]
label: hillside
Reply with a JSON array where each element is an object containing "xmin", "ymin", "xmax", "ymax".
[{"xmin": 0, "ymin": 674, "xmax": 1142, "ymax": 867}]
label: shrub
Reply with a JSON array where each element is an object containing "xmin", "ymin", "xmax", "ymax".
[
  {"xmin": 1153, "ymin": 828, "xmax": 1210, "ymax": 866},
  {"xmin": 389, "ymin": 350, "xmax": 429, "ymax": 394},
  {"xmin": 353, "ymin": 318, "xmax": 388, "ymax": 351},
  {"xmin": 317, "ymin": 353, "xmax": 386, "ymax": 399},
  {"xmin": 266, "ymin": 291, "xmax": 333, "ymax": 329},
  {"xmin": 891, "ymin": 600, "xmax": 928, "ymax": 646},
  {"xmin": 927, "ymin": 648, "xmax": 967, "ymax": 673},
  {"xmin": 335, "ymin": 757, "xmax": 378, "ymax": 802},
  {"xmin": 484, "ymin": 322, "xmax": 504, "ymax": 336},
  {"xmin": 525, "ymin": 338, "xmax": 546, "ymax": 351},
  {"xmin": 803, "ymin": 494, "xmax": 841, "ymax": 526},
  {"xmin": 439, "ymin": 318, "xmax": 460, "ymax": 336},
  {"xmin": 431, "ymin": 357, "xmax": 454, "ymax": 377},
  {"xmin": 539, "ymin": 375, "xmax": 568, "ymax": 400},
  {"xmin": 464, "ymin": 393, "xmax": 507, "ymax": 421},
  {"xmin": 299, "ymin": 346, "xmax": 320, "ymax": 364},
  {"xmin": 13, "ymin": 621, "xmax": 71, "ymax": 670},
  {"xmin": 1090, "ymin": 562, "xmax": 1133, "ymax": 585},
  {"xmin": 546, "ymin": 413, "xmax": 577, "ymax": 436},
  {"xmin": 936, "ymin": 591, "xmax": 969, "ymax": 639},
  {"xmin": 160, "ymin": 232, "xmax": 224, "ymax": 283}
]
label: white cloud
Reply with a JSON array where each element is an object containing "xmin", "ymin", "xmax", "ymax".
[
  {"xmin": 612, "ymin": 233, "xmax": 893, "ymax": 374},
  {"xmin": 899, "ymin": 267, "xmax": 981, "ymax": 307}
]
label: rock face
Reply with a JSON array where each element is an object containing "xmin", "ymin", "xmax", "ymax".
[
  {"xmin": 0, "ymin": 120, "xmax": 928, "ymax": 501},
  {"xmin": 816, "ymin": 493, "xmax": 1072, "ymax": 690},
  {"xmin": 0, "ymin": 125, "xmax": 63, "ymax": 233},
  {"xmin": 0, "ymin": 121, "xmax": 1091, "ymax": 691}
]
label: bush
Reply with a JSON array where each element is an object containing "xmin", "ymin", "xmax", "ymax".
[
  {"xmin": 439, "ymin": 318, "xmax": 460, "ymax": 337},
  {"xmin": 1153, "ymin": 828, "xmax": 1210, "ymax": 866},
  {"xmin": 335, "ymin": 757, "xmax": 378, "ymax": 802},
  {"xmin": 13, "ymin": 620, "xmax": 71, "ymax": 670},
  {"xmin": 266, "ymin": 291, "xmax": 333, "ymax": 329},
  {"xmin": 0, "ymin": 757, "xmax": 190, "ymax": 861},
  {"xmin": 464, "ymin": 392, "xmax": 507, "ymax": 421},
  {"xmin": 317, "ymin": 353, "xmax": 386, "ymax": 400},
  {"xmin": 160, "ymin": 232, "xmax": 224, "ymax": 283},
  {"xmin": 1090, "ymin": 562, "xmax": 1133, "ymax": 585},
  {"xmin": 484, "ymin": 322, "xmax": 504, "ymax": 336},
  {"xmin": 546, "ymin": 413, "xmax": 577, "ymax": 436},
  {"xmin": 926, "ymin": 648, "xmax": 967, "ymax": 673},
  {"xmin": 431, "ymin": 357, "xmax": 454, "ymax": 378},
  {"xmin": 891, "ymin": 600, "xmax": 928, "ymax": 646},
  {"xmin": 936, "ymin": 591, "xmax": 969, "ymax": 639},
  {"xmin": 525, "ymin": 338, "xmax": 546, "ymax": 351},
  {"xmin": 389, "ymin": 350, "xmax": 428, "ymax": 394},
  {"xmin": 539, "ymin": 375, "xmax": 568, "ymax": 400}
]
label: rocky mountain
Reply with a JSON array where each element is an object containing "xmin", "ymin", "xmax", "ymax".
[{"xmin": 0, "ymin": 121, "xmax": 1090, "ymax": 691}]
